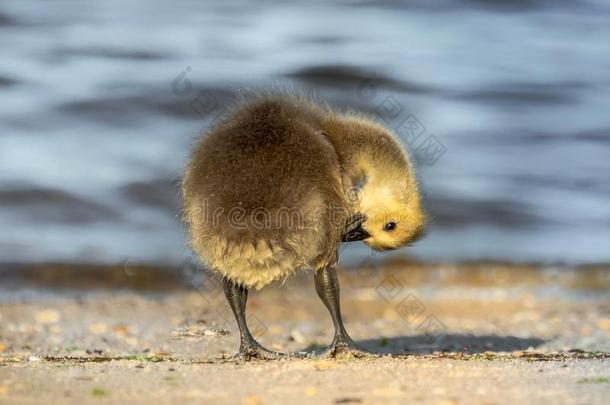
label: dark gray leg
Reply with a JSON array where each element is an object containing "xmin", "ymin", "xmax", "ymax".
[
  {"xmin": 223, "ymin": 278, "xmax": 280, "ymax": 360},
  {"xmin": 314, "ymin": 266, "xmax": 369, "ymax": 357}
]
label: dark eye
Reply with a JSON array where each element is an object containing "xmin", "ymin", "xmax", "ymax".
[{"xmin": 383, "ymin": 222, "xmax": 397, "ymax": 232}]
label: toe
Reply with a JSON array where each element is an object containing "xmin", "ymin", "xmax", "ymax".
[
  {"xmin": 236, "ymin": 344, "xmax": 284, "ymax": 361},
  {"xmin": 324, "ymin": 340, "xmax": 375, "ymax": 359}
]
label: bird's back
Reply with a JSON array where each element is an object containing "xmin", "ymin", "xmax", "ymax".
[{"xmin": 183, "ymin": 96, "xmax": 348, "ymax": 288}]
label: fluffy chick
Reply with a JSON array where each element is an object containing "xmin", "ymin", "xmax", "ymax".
[{"xmin": 183, "ymin": 92, "xmax": 425, "ymax": 359}]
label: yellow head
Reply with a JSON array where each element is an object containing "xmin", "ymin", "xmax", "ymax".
[
  {"xmin": 321, "ymin": 111, "xmax": 427, "ymax": 251},
  {"xmin": 349, "ymin": 127, "xmax": 427, "ymax": 251},
  {"xmin": 358, "ymin": 181, "xmax": 426, "ymax": 251}
]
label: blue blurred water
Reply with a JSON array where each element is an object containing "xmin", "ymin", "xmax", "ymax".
[{"xmin": 1, "ymin": 0, "xmax": 609, "ymax": 266}]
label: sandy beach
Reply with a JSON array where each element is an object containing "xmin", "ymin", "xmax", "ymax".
[{"xmin": 1, "ymin": 260, "xmax": 608, "ymax": 404}]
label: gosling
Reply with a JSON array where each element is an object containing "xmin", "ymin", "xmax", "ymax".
[{"xmin": 183, "ymin": 93, "xmax": 426, "ymax": 359}]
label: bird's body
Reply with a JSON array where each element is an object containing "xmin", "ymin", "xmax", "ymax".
[
  {"xmin": 183, "ymin": 92, "xmax": 426, "ymax": 358},
  {"xmin": 183, "ymin": 96, "xmax": 349, "ymax": 289}
]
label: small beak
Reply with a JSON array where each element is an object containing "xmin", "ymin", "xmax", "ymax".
[
  {"xmin": 342, "ymin": 223, "xmax": 371, "ymax": 242},
  {"xmin": 342, "ymin": 214, "xmax": 371, "ymax": 242}
]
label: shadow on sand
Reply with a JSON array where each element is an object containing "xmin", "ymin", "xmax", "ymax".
[{"xmin": 303, "ymin": 334, "xmax": 547, "ymax": 355}]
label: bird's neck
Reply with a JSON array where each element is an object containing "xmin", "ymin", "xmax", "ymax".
[{"xmin": 319, "ymin": 116, "xmax": 402, "ymax": 192}]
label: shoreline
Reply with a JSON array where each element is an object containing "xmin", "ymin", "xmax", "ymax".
[
  {"xmin": 1, "ymin": 259, "xmax": 609, "ymax": 292},
  {"xmin": 1, "ymin": 260, "xmax": 608, "ymax": 404}
]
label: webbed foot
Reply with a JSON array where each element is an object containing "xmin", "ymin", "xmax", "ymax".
[
  {"xmin": 324, "ymin": 335, "xmax": 373, "ymax": 359},
  {"xmin": 236, "ymin": 340, "xmax": 283, "ymax": 361}
]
